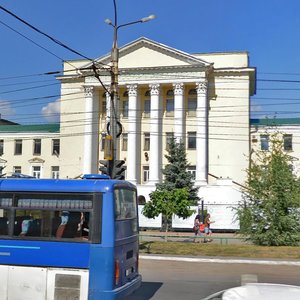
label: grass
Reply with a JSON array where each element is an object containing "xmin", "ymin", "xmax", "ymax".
[{"xmin": 139, "ymin": 241, "xmax": 300, "ymax": 260}]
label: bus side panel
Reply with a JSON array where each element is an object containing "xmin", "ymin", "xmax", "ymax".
[
  {"xmin": 0, "ymin": 240, "xmax": 90, "ymax": 268},
  {"xmin": 0, "ymin": 265, "xmax": 8, "ymax": 298},
  {"xmin": 88, "ymin": 245, "xmax": 114, "ymax": 299}
]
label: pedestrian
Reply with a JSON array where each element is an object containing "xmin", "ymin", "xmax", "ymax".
[
  {"xmin": 204, "ymin": 213, "xmax": 215, "ymax": 242},
  {"xmin": 193, "ymin": 214, "xmax": 202, "ymax": 243}
]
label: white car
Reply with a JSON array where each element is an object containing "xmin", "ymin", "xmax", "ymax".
[{"xmin": 203, "ymin": 283, "xmax": 300, "ymax": 300}]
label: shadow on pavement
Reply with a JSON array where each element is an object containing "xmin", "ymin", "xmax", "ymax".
[{"xmin": 122, "ymin": 282, "xmax": 163, "ymax": 300}]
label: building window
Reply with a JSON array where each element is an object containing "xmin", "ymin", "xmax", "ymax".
[
  {"xmin": 144, "ymin": 132, "xmax": 150, "ymax": 151},
  {"xmin": 122, "ymin": 91, "xmax": 128, "ymax": 118},
  {"xmin": 166, "ymin": 132, "xmax": 174, "ymax": 151},
  {"xmin": 283, "ymin": 134, "xmax": 293, "ymax": 151},
  {"xmin": 144, "ymin": 90, "xmax": 151, "ymax": 118},
  {"xmin": 51, "ymin": 166, "xmax": 59, "ymax": 179},
  {"xmin": 101, "ymin": 132, "xmax": 106, "ymax": 151},
  {"xmin": 13, "ymin": 166, "xmax": 22, "ymax": 174},
  {"xmin": 0, "ymin": 140, "xmax": 3, "ymax": 155},
  {"xmin": 260, "ymin": 134, "xmax": 269, "ymax": 151},
  {"xmin": 102, "ymin": 92, "xmax": 107, "ymax": 115},
  {"xmin": 122, "ymin": 133, "xmax": 128, "ymax": 151},
  {"xmin": 52, "ymin": 139, "xmax": 60, "ymax": 156},
  {"xmin": 32, "ymin": 166, "xmax": 41, "ymax": 178},
  {"xmin": 187, "ymin": 166, "xmax": 196, "ymax": 181},
  {"xmin": 14, "ymin": 139, "xmax": 22, "ymax": 155},
  {"xmin": 166, "ymin": 90, "xmax": 174, "ymax": 117},
  {"xmin": 188, "ymin": 89, "xmax": 197, "ymax": 116},
  {"xmin": 187, "ymin": 132, "xmax": 197, "ymax": 149},
  {"xmin": 143, "ymin": 166, "xmax": 149, "ymax": 183},
  {"xmin": 33, "ymin": 139, "xmax": 41, "ymax": 155}
]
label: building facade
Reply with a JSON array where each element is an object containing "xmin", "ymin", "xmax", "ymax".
[
  {"xmin": 58, "ymin": 37, "xmax": 256, "ymax": 201},
  {"xmin": 0, "ymin": 124, "xmax": 60, "ymax": 178}
]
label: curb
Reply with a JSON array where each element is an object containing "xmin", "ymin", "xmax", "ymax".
[{"xmin": 140, "ymin": 254, "xmax": 300, "ymax": 266}]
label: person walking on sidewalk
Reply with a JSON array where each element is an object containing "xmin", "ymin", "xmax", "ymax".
[
  {"xmin": 193, "ymin": 214, "xmax": 202, "ymax": 243},
  {"xmin": 204, "ymin": 213, "xmax": 215, "ymax": 242}
]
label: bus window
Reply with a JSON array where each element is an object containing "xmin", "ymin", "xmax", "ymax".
[
  {"xmin": 114, "ymin": 188, "xmax": 138, "ymax": 238},
  {"xmin": 10, "ymin": 193, "xmax": 94, "ymax": 241},
  {"xmin": 0, "ymin": 194, "xmax": 12, "ymax": 236}
]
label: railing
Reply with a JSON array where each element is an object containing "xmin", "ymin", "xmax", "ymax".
[{"xmin": 139, "ymin": 232, "xmax": 244, "ymax": 245}]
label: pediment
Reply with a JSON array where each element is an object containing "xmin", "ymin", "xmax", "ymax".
[
  {"xmin": 87, "ymin": 37, "xmax": 211, "ymax": 70},
  {"xmin": 28, "ymin": 157, "xmax": 45, "ymax": 164}
]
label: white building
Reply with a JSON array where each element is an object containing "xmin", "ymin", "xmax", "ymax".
[
  {"xmin": 58, "ymin": 37, "xmax": 256, "ymax": 203},
  {"xmin": 0, "ymin": 38, "xmax": 257, "ymax": 229}
]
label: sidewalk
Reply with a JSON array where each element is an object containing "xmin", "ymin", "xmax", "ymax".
[{"xmin": 139, "ymin": 230, "xmax": 246, "ymax": 244}]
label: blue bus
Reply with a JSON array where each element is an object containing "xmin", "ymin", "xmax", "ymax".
[{"xmin": 0, "ymin": 175, "xmax": 141, "ymax": 300}]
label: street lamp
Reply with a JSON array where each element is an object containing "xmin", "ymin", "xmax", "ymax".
[{"xmin": 104, "ymin": 10, "xmax": 156, "ymax": 178}]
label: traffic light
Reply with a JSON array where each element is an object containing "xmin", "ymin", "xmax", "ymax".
[
  {"xmin": 99, "ymin": 160, "xmax": 110, "ymax": 176},
  {"xmin": 112, "ymin": 160, "xmax": 126, "ymax": 180}
]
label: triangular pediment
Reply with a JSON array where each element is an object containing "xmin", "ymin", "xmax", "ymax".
[
  {"xmin": 28, "ymin": 157, "xmax": 45, "ymax": 164},
  {"xmin": 88, "ymin": 37, "xmax": 211, "ymax": 69}
]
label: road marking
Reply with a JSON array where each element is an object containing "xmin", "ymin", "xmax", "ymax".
[{"xmin": 140, "ymin": 255, "xmax": 300, "ymax": 266}]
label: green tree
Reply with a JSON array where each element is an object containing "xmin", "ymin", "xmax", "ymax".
[
  {"xmin": 156, "ymin": 137, "xmax": 199, "ymax": 204},
  {"xmin": 142, "ymin": 188, "xmax": 194, "ymax": 232},
  {"xmin": 142, "ymin": 137, "xmax": 198, "ymax": 231},
  {"xmin": 237, "ymin": 133, "xmax": 300, "ymax": 246}
]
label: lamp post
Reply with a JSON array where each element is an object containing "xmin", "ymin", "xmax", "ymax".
[{"xmin": 104, "ymin": 7, "xmax": 155, "ymax": 178}]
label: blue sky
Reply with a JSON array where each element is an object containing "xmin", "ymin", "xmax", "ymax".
[{"xmin": 1, "ymin": 0, "xmax": 300, "ymax": 124}]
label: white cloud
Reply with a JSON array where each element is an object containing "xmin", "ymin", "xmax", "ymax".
[
  {"xmin": 0, "ymin": 99, "xmax": 16, "ymax": 118},
  {"xmin": 41, "ymin": 99, "xmax": 60, "ymax": 122}
]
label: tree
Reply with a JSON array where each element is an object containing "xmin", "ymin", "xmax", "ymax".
[
  {"xmin": 237, "ymin": 133, "xmax": 300, "ymax": 246},
  {"xmin": 142, "ymin": 188, "xmax": 194, "ymax": 232},
  {"xmin": 156, "ymin": 137, "xmax": 199, "ymax": 204},
  {"xmin": 142, "ymin": 137, "xmax": 198, "ymax": 231}
]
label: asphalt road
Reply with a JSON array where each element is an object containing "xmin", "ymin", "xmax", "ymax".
[{"xmin": 123, "ymin": 256, "xmax": 300, "ymax": 300}]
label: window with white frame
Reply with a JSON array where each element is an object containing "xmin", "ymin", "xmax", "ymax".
[
  {"xmin": 144, "ymin": 132, "xmax": 150, "ymax": 151},
  {"xmin": 187, "ymin": 166, "xmax": 196, "ymax": 181},
  {"xmin": 101, "ymin": 132, "xmax": 106, "ymax": 151},
  {"xmin": 122, "ymin": 91, "xmax": 128, "ymax": 118},
  {"xmin": 33, "ymin": 139, "xmax": 41, "ymax": 155},
  {"xmin": 166, "ymin": 89, "xmax": 174, "ymax": 117},
  {"xmin": 14, "ymin": 139, "xmax": 22, "ymax": 155},
  {"xmin": 13, "ymin": 166, "xmax": 21, "ymax": 174},
  {"xmin": 0, "ymin": 139, "xmax": 3, "ymax": 156},
  {"xmin": 32, "ymin": 166, "xmax": 41, "ymax": 178},
  {"xmin": 187, "ymin": 89, "xmax": 197, "ymax": 116},
  {"xmin": 143, "ymin": 166, "xmax": 149, "ymax": 183},
  {"xmin": 260, "ymin": 134, "xmax": 269, "ymax": 151},
  {"xmin": 122, "ymin": 133, "xmax": 128, "ymax": 151},
  {"xmin": 144, "ymin": 90, "xmax": 151, "ymax": 118},
  {"xmin": 102, "ymin": 92, "xmax": 107, "ymax": 115},
  {"xmin": 52, "ymin": 139, "xmax": 60, "ymax": 156},
  {"xmin": 187, "ymin": 132, "xmax": 197, "ymax": 149},
  {"xmin": 51, "ymin": 166, "xmax": 59, "ymax": 179},
  {"xmin": 283, "ymin": 134, "xmax": 293, "ymax": 151}
]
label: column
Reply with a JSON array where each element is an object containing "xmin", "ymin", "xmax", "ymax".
[
  {"xmin": 173, "ymin": 83, "xmax": 185, "ymax": 142},
  {"xmin": 195, "ymin": 80, "xmax": 208, "ymax": 185},
  {"xmin": 148, "ymin": 84, "xmax": 162, "ymax": 184},
  {"xmin": 83, "ymin": 86, "xmax": 99, "ymax": 175},
  {"xmin": 127, "ymin": 84, "xmax": 138, "ymax": 184}
]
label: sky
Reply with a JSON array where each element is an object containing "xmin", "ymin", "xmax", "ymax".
[{"xmin": 1, "ymin": 0, "xmax": 300, "ymax": 124}]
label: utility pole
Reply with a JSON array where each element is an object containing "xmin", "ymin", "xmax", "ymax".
[{"xmin": 103, "ymin": 1, "xmax": 155, "ymax": 179}]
